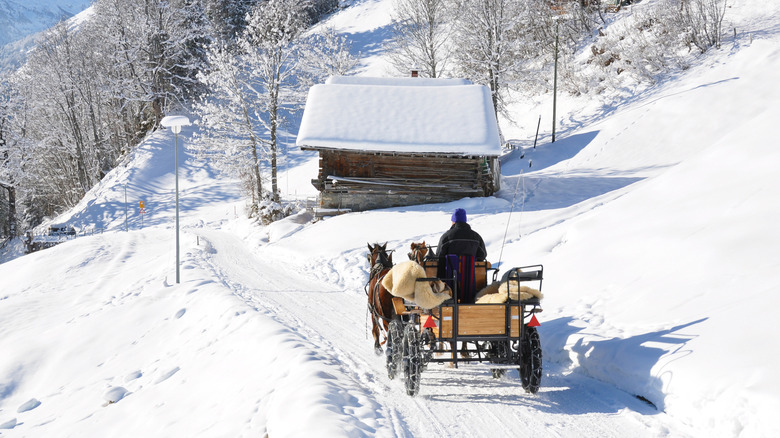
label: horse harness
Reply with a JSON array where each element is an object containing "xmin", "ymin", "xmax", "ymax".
[{"xmin": 365, "ymin": 256, "xmax": 394, "ymax": 326}]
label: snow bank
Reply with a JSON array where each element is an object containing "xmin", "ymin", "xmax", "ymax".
[{"xmin": 0, "ymin": 228, "xmax": 375, "ymax": 437}]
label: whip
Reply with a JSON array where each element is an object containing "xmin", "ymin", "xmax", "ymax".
[{"xmin": 496, "ymin": 166, "xmax": 527, "ymax": 273}]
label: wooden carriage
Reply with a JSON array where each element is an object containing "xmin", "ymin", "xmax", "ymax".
[{"xmin": 387, "ymin": 257, "xmax": 545, "ymax": 396}]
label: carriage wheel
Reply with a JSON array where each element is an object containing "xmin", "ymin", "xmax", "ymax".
[
  {"xmin": 420, "ymin": 327, "xmax": 437, "ymax": 369},
  {"xmin": 386, "ymin": 319, "xmax": 403, "ymax": 380},
  {"xmin": 402, "ymin": 323, "xmax": 422, "ymax": 396},
  {"xmin": 518, "ymin": 326, "xmax": 542, "ymax": 394}
]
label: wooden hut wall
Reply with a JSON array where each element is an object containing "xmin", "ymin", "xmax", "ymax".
[
  {"xmin": 314, "ymin": 150, "xmax": 480, "ymax": 188},
  {"xmin": 309, "ymin": 149, "xmax": 498, "ymax": 211}
]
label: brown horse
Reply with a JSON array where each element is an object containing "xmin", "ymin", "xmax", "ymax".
[
  {"xmin": 366, "ymin": 243, "xmax": 395, "ymax": 355},
  {"xmin": 407, "ymin": 241, "xmax": 430, "ymax": 265}
]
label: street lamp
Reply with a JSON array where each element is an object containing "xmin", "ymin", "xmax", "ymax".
[
  {"xmin": 160, "ymin": 115, "xmax": 191, "ymax": 284},
  {"xmin": 552, "ymin": 16, "xmax": 560, "ymax": 143}
]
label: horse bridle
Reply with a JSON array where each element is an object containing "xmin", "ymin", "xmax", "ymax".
[
  {"xmin": 408, "ymin": 244, "xmax": 431, "ymax": 264},
  {"xmin": 365, "ymin": 248, "xmax": 393, "ymax": 292},
  {"xmin": 365, "ymin": 248, "xmax": 394, "ymax": 326}
]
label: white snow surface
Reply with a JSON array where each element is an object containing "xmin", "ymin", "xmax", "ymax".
[
  {"xmin": 297, "ymin": 78, "xmax": 502, "ymax": 155},
  {"xmin": 2, "ymin": 0, "xmax": 780, "ymax": 436}
]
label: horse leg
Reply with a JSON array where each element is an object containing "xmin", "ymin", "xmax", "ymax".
[
  {"xmin": 449, "ymin": 341, "xmax": 457, "ymax": 367},
  {"xmin": 372, "ymin": 317, "xmax": 383, "ymax": 355}
]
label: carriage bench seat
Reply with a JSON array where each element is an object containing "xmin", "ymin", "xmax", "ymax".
[{"xmin": 505, "ymin": 269, "xmax": 543, "ymax": 282}]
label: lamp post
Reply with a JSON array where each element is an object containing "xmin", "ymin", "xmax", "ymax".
[
  {"xmin": 160, "ymin": 115, "xmax": 191, "ymax": 284},
  {"xmin": 552, "ymin": 16, "xmax": 559, "ymax": 143}
]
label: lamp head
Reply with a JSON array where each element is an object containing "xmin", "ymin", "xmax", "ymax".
[{"xmin": 161, "ymin": 115, "xmax": 191, "ymax": 134}]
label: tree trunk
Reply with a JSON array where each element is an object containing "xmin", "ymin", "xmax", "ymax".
[
  {"xmin": 0, "ymin": 183, "xmax": 16, "ymax": 236},
  {"xmin": 269, "ymin": 85, "xmax": 280, "ymax": 203}
]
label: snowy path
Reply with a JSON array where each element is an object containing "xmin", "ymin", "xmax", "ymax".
[{"xmin": 197, "ymin": 230, "xmax": 690, "ymax": 437}]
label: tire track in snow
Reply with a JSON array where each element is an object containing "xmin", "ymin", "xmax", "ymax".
[
  {"xmin": 194, "ymin": 231, "xmax": 408, "ymax": 437},
  {"xmin": 194, "ymin": 230, "xmax": 689, "ymax": 437}
]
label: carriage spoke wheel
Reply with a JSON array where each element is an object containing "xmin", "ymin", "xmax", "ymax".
[
  {"xmin": 518, "ymin": 326, "xmax": 542, "ymax": 394},
  {"xmin": 386, "ymin": 319, "xmax": 403, "ymax": 380},
  {"xmin": 402, "ymin": 323, "xmax": 422, "ymax": 396}
]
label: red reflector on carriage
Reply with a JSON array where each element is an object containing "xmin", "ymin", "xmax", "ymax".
[
  {"xmin": 423, "ymin": 315, "xmax": 437, "ymax": 329},
  {"xmin": 528, "ymin": 314, "xmax": 541, "ymax": 327}
]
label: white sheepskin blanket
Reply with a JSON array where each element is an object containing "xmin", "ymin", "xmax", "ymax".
[
  {"xmin": 381, "ymin": 260, "xmax": 452, "ymax": 309},
  {"xmin": 474, "ymin": 280, "xmax": 544, "ymax": 304}
]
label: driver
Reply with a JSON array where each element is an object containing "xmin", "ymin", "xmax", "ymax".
[{"xmin": 434, "ymin": 208, "xmax": 487, "ymax": 278}]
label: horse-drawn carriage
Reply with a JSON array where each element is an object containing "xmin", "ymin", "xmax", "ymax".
[{"xmin": 366, "ymin": 242, "xmax": 544, "ymax": 397}]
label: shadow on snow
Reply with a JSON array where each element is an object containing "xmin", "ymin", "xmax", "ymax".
[
  {"xmin": 502, "ymin": 131, "xmax": 600, "ymax": 175},
  {"xmin": 541, "ymin": 316, "xmax": 709, "ymax": 412}
]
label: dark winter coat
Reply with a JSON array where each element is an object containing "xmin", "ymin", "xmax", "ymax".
[{"xmin": 435, "ymin": 222, "xmax": 487, "ymax": 262}]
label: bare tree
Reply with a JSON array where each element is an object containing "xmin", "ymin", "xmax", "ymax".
[
  {"xmin": 194, "ymin": 38, "xmax": 268, "ymax": 212},
  {"xmin": 451, "ymin": 0, "xmax": 524, "ymax": 115},
  {"xmin": 0, "ymin": 76, "xmax": 19, "ymax": 236},
  {"xmin": 241, "ymin": 0, "xmax": 311, "ymax": 204},
  {"xmin": 299, "ymin": 26, "xmax": 359, "ymax": 85},
  {"xmin": 4, "ymin": 0, "xmax": 212, "ymax": 229},
  {"xmin": 195, "ymin": 0, "xmax": 318, "ymax": 219},
  {"xmin": 386, "ymin": 0, "xmax": 453, "ymax": 78},
  {"xmin": 678, "ymin": 0, "xmax": 728, "ymax": 52}
]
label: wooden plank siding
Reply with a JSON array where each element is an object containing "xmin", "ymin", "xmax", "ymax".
[
  {"xmin": 302, "ymin": 148, "xmax": 499, "ymax": 211},
  {"xmin": 439, "ymin": 305, "xmax": 522, "ymax": 337}
]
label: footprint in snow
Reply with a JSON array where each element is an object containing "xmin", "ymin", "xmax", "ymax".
[
  {"xmin": 154, "ymin": 367, "xmax": 180, "ymax": 384},
  {"xmin": 125, "ymin": 371, "xmax": 143, "ymax": 382},
  {"xmin": 0, "ymin": 418, "xmax": 17, "ymax": 429},
  {"xmin": 103, "ymin": 386, "xmax": 129, "ymax": 405},
  {"xmin": 17, "ymin": 398, "xmax": 41, "ymax": 413},
  {"xmin": 174, "ymin": 308, "xmax": 186, "ymax": 319}
]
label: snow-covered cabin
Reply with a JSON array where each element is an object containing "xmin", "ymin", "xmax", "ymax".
[{"xmin": 296, "ymin": 76, "xmax": 502, "ymax": 211}]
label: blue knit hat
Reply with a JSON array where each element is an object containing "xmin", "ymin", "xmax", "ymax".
[{"xmin": 451, "ymin": 208, "xmax": 467, "ymax": 223}]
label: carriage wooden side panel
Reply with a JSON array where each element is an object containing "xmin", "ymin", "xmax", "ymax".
[{"xmin": 439, "ymin": 305, "xmax": 521, "ymax": 338}]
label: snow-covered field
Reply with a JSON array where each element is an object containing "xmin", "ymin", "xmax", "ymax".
[{"xmin": 2, "ymin": 0, "xmax": 780, "ymax": 436}]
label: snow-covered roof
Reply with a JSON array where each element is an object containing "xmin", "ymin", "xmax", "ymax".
[
  {"xmin": 296, "ymin": 76, "xmax": 502, "ymax": 156},
  {"xmin": 325, "ymin": 75, "xmax": 472, "ymax": 87}
]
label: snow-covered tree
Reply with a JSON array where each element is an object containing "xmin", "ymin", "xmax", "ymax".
[
  {"xmin": 677, "ymin": 0, "xmax": 728, "ymax": 53},
  {"xmin": 2, "ymin": 0, "xmax": 214, "ymax": 228},
  {"xmin": 0, "ymin": 75, "xmax": 20, "ymax": 236},
  {"xmin": 450, "ymin": 0, "xmax": 525, "ymax": 115},
  {"xmin": 587, "ymin": 0, "xmax": 728, "ymax": 89},
  {"xmin": 195, "ymin": 0, "xmax": 352, "ymax": 220},
  {"xmin": 93, "ymin": 0, "xmax": 209, "ymax": 123},
  {"xmin": 242, "ymin": 0, "xmax": 312, "ymax": 204},
  {"xmin": 196, "ymin": 0, "xmax": 313, "ymax": 216},
  {"xmin": 386, "ymin": 0, "xmax": 453, "ymax": 78},
  {"xmin": 306, "ymin": 0, "xmax": 340, "ymax": 23},
  {"xmin": 194, "ymin": 38, "xmax": 269, "ymax": 211},
  {"xmin": 299, "ymin": 26, "xmax": 359, "ymax": 86},
  {"xmin": 203, "ymin": 0, "xmax": 259, "ymax": 41}
]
